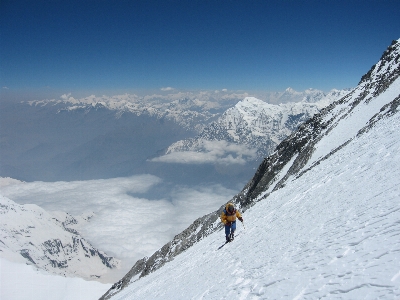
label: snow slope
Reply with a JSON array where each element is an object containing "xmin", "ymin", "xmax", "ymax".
[
  {"xmin": 0, "ymin": 257, "xmax": 110, "ymax": 300},
  {"xmin": 104, "ymin": 39, "xmax": 400, "ymax": 299}
]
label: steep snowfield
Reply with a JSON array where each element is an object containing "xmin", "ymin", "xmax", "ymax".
[
  {"xmin": 0, "ymin": 258, "xmax": 110, "ymax": 300},
  {"xmin": 109, "ymin": 83, "xmax": 400, "ymax": 298}
]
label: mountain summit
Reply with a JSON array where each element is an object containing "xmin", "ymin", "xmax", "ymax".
[
  {"xmin": 102, "ymin": 39, "xmax": 400, "ymax": 299},
  {"xmin": 157, "ymin": 90, "xmax": 349, "ymax": 163}
]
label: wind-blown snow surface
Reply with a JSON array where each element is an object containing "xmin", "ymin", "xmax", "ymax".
[
  {"xmin": 110, "ymin": 84, "xmax": 400, "ymax": 298},
  {"xmin": 0, "ymin": 257, "xmax": 110, "ymax": 300}
]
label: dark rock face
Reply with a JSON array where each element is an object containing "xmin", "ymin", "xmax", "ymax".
[
  {"xmin": 20, "ymin": 249, "xmax": 36, "ymax": 264},
  {"xmin": 100, "ymin": 39, "xmax": 400, "ymax": 300}
]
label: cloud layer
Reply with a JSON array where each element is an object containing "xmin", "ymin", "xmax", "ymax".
[
  {"xmin": 161, "ymin": 87, "xmax": 174, "ymax": 91},
  {"xmin": 151, "ymin": 140, "xmax": 257, "ymax": 165},
  {"xmin": 0, "ymin": 175, "xmax": 236, "ymax": 280}
]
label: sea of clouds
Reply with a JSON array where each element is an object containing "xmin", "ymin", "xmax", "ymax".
[
  {"xmin": 151, "ymin": 140, "xmax": 257, "ymax": 165},
  {"xmin": 0, "ymin": 175, "xmax": 237, "ymax": 280}
]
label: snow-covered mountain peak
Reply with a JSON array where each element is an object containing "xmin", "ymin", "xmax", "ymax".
[
  {"xmin": 238, "ymin": 96, "xmax": 265, "ymax": 105},
  {"xmin": 284, "ymin": 87, "xmax": 297, "ymax": 93},
  {"xmin": 276, "ymin": 86, "xmax": 348, "ymax": 104},
  {"xmin": 232, "ymin": 97, "xmax": 274, "ymax": 116},
  {"xmin": 160, "ymin": 90, "xmax": 348, "ymax": 162},
  {"xmin": 0, "ymin": 195, "xmax": 120, "ymax": 281},
  {"xmin": 235, "ymin": 96, "xmax": 276, "ymax": 112}
]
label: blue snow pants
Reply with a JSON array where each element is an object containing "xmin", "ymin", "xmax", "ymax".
[{"xmin": 225, "ymin": 221, "xmax": 236, "ymax": 237}]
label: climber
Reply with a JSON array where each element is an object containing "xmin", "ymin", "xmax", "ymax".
[{"xmin": 220, "ymin": 202, "xmax": 243, "ymax": 242}]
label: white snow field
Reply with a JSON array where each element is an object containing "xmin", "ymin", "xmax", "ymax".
[
  {"xmin": 110, "ymin": 86, "xmax": 400, "ymax": 297},
  {"xmin": 0, "ymin": 257, "xmax": 110, "ymax": 300}
]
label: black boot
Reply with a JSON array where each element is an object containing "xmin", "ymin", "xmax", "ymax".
[{"xmin": 226, "ymin": 235, "xmax": 230, "ymax": 243}]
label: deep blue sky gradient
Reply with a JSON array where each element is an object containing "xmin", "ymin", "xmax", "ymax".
[{"xmin": 1, "ymin": 0, "xmax": 399, "ymax": 97}]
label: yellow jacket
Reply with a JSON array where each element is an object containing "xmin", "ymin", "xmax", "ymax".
[{"xmin": 220, "ymin": 203, "xmax": 242, "ymax": 225}]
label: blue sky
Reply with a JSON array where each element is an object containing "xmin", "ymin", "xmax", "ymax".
[{"xmin": 1, "ymin": 0, "xmax": 399, "ymax": 98}]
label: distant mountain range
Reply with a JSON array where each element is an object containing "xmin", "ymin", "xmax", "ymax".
[
  {"xmin": 0, "ymin": 87, "xmax": 349, "ymax": 184},
  {"xmin": 25, "ymin": 88, "xmax": 350, "ymax": 132}
]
